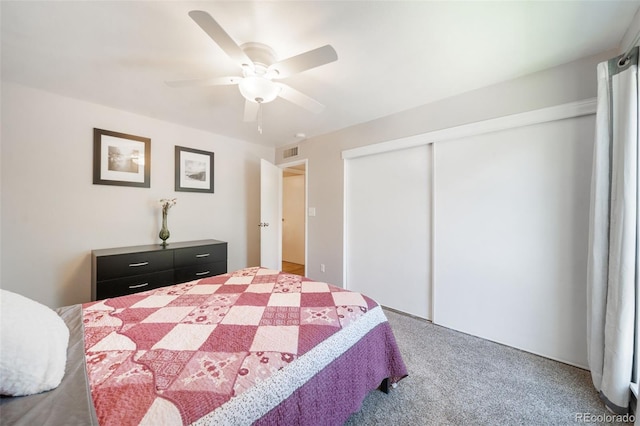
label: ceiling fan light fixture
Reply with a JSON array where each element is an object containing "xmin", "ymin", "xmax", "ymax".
[{"xmin": 239, "ymin": 76, "xmax": 281, "ymax": 104}]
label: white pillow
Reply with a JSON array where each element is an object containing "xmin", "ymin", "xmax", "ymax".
[{"xmin": 0, "ymin": 289, "xmax": 70, "ymax": 396}]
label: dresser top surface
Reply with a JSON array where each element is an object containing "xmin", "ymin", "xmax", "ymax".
[{"xmin": 92, "ymin": 239, "xmax": 227, "ymax": 257}]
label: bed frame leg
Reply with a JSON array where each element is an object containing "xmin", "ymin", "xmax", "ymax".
[{"xmin": 379, "ymin": 378, "xmax": 390, "ymax": 394}]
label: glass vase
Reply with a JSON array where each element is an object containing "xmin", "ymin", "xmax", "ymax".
[{"xmin": 159, "ymin": 210, "xmax": 170, "ymax": 246}]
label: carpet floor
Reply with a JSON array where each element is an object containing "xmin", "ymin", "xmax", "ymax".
[{"xmin": 344, "ymin": 309, "xmax": 633, "ymax": 425}]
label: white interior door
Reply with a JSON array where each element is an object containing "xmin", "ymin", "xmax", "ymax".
[{"xmin": 260, "ymin": 159, "xmax": 282, "ymax": 270}]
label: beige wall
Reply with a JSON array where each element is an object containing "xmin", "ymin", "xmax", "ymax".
[
  {"xmin": 276, "ymin": 49, "xmax": 616, "ymax": 286},
  {"xmin": 0, "ymin": 49, "xmax": 618, "ymax": 308},
  {"xmin": 0, "ymin": 82, "xmax": 274, "ymax": 308},
  {"xmin": 282, "ymin": 174, "xmax": 305, "ymax": 265}
]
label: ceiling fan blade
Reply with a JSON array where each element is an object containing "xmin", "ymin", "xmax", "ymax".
[
  {"xmin": 244, "ymin": 100, "xmax": 259, "ymax": 122},
  {"xmin": 165, "ymin": 76, "xmax": 241, "ymax": 88},
  {"xmin": 188, "ymin": 10, "xmax": 253, "ymax": 68},
  {"xmin": 277, "ymin": 83, "xmax": 325, "ymax": 114},
  {"xmin": 268, "ymin": 45, "xmax": 337, "ymax": 79}
]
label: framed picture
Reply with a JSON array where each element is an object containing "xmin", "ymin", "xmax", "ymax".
[
  {"xmin": 93, "ymin": 128, "xmax": 150, "ymax": 188},
  {"xmin": 175, "ymin": 146, "xmax": 214, "ymax": 193}
]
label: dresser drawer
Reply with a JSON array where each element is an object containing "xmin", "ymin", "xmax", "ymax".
[
  {"xmin": 96, "ymin": 270, "xmax": 175, "ymax": 300},
  {"xmin": 174, "ymin": 261, "xmax": 227, "ymax": 283},
  {"xmin": 174, "ymin": 244, "xmax": 226, "ymax": 268},
  {"xmin": 96, "ymin": 250, "xmax": 173, "ymax": 281}
]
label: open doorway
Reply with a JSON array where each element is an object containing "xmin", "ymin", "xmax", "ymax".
[{"xmin": 281, "ymin": 161, "xmax": 306, "ymax": 275}]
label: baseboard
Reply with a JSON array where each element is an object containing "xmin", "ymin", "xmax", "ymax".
[{"xmin": 381, "ymin": 305, "xmax": 431, "ymax": 323}]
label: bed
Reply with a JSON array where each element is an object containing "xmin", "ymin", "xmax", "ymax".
[{"xmin": 1, "ymin": 267, "xmax": 407, "ymax": 425}]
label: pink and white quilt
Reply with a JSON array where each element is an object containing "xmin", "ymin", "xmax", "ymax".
[{"xmin": 82, "ymin": 267, "xmax": 407, "ymax": 425}]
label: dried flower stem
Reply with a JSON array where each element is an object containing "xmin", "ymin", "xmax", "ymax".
[{"xmin": 160, "ymin": 198, "xmax": 177, "ymax": 215}]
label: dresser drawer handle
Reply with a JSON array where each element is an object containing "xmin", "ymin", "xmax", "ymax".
[
  {"xmin": 128, "ymin": 283, "xmax": 149, "ymax": 289},
  {"xmin": 129, "ymin": 262, "xmax": 149, "ymax": 267},
  {"xmin": 195, "ymin": 253, "xmax": 210, "ymax": 258},
  {"xmin": 195, "ymin": 271, "xmax": 210, "ymax": 276}
]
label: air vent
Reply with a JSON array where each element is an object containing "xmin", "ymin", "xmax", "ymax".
[{"xmin": 283, "ymin": 146, "xmax": 299, "ymax": 159}]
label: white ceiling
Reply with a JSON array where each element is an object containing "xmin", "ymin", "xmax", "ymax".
[{"xmin": 2, "ymin": 1, "xmax": 638, "ymax": 148}]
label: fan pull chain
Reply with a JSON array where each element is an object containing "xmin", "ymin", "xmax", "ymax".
[{"xmin": 257, "ymin": 102, "xmax": 264, "ymax": 134}]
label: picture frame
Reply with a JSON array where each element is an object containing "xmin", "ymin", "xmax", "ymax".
[
  {"xmin": 93, "ymin": 128, "xmax": 151, "ymax": 188},
  {"xmin": 175, "ymin": 146, "xmax": 215, "ymax": 193}
]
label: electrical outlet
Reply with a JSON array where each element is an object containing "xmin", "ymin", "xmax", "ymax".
[{"xmin": 320, "ymin": 264, "xmax": 325, "ymax": 273}]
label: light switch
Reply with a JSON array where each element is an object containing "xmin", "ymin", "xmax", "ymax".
[{"xmin": 308, "ymin": 207, "xmax": 316, "ymax": 217}]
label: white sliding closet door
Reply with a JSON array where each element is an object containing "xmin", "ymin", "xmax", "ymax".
[
  {"xmin": 345, "ymin": 145, "xmax": 431, "ymax": 319},
  {"xmin": 434, "ymin": 115, "xmax": 595, "ymax": 367}
]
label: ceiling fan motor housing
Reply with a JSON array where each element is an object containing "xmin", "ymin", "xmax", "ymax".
[{"xmin": 240, "ymin": 42, "xmax": 278, "ymax": 70}]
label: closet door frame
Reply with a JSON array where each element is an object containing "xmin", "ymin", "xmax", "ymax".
[{"xmin": 341, "ymin": 98, "xmax": 596, "ymax": 331}]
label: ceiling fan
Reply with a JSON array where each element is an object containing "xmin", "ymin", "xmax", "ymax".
[{"xmin": 168, "ymin": 10, "xmax": 338, "ymax": 132}]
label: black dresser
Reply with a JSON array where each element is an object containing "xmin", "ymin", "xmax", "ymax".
[{"xmin": 91, "ymin": 239, "xmax": 227, "ymax": 300}]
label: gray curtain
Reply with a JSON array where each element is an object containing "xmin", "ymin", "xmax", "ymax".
[{"xmin": 587, "ymin": 46, "xmax": 638, "ymax": 414}]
